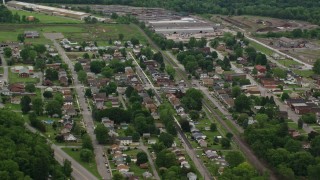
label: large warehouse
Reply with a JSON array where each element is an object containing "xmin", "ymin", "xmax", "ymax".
[
  {"xmin": 7, "ymin": 1, "xmax": 90, "ymax": 20},
  {"xmin": 148, "ymin": 18, "xmax": 216, "ymax": 34}
]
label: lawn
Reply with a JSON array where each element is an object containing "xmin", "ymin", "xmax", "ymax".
[
  {"xmin": 62, "ymin": 148, "xmax": 102, "ymax": 179},
  {"xmin": 8, "ymin": 70, "xmax": 39, "ymax": 84},
  {"xmin": 249, "ymin": 40, "xmax": 274, "ymax": 56},
  {"xmin": 0, "ymin": 23, "xmax": 147, "ymax": 46},
  {"xmin": 287, "ymin": 122, "xmax": 305, "ymax": 133},
  {"xmin": 0, "ymin": 67, "xmax": 3, "ymax": 74},
  {"xmin": 10, "ymin": 9, "xmax": 82, "ymax": 24},
  {"xmin": 293, "ymin": 70, "xmax": 314, "ymax": 78},
  {"xmin": 278, "ymin": 59, "xmax": 302, "ymax": 67}
]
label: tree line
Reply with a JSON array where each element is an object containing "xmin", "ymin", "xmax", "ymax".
[{"xmin": 0, "ymin": 109, "xmax": 72, "ymax": 179}]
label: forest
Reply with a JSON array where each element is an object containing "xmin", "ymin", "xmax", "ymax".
[
  {"xmin": 0, "ymin": 109, "xmax": 70, "ymax": 179},
  {"xmin": 11, "ymin": 0, "xmax": 320, "ymax": 24}
]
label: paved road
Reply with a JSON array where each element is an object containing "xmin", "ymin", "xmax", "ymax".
[
  {"xmin": 138, "ymin": 140, "xmax": 160, "ymax": 180},
  {"xmin": 53, "ymin": 40, "xmax": 111, "ymax": 180},
  {"xmin": 245, "ymin": 35, "xmax": 313, "ymax": 69},
  {"xmin": 229, "ymin": 64, "xmax": 314, "ymax": 133},
  {"xmin": 129, "ymin": 49, "xmax": 212, "ymax": 179},
  {"xmin": 164, "ymin": 49, "xmax": 277, "ymax": 179},
  {"xmin": 0, "ymin": 52, "xmax": 8, "ymax": 84},
  {"xmin": 25, "ymin": 123, "xmax": 98, "ymax": 180}
]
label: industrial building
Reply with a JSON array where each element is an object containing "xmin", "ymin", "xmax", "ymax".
[
  {"xmin": 148, "ymin": 18, "xmax": 216, "ymax": 34},
  {"xmin": 7, "ymin": 1, "xmax": 90, "ymax": 20}
]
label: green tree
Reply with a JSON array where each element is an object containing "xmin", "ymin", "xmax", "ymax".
[
  {"xmin": 3, "ymin": 47, "xmax": 12, "ymax": 58},
  {"xmin": 85, "ymin": 88, "xmax": 92, "ymax": 97},
  {"xmin": 83, "ymin": 53, "xmax": 89, "ymax": 59},
  {"xmin": 17, "ymin": 33, "xmax": 25, "ymax": 43},
  {"xmin": 234, "ymin": 94, "xmax": 251, "ymax": 112},
  {"xmin": 63, "ymin": 159, "xmax": 72, "ymax": 178},
  {"xmin": 301, "ymin": 113, "xmax": 317, "ymax": 124},
  {"xmin": 159, "ymin": 133, "xmax": 174, "ymax": 148},
  {"xmin": 298, "ymin": 119, "xmax": 303, "ymax": 129},
  {"xmin": 231, "ymin": 86, "xmax": 241, "ymax": 98},
  {"xmin": 181, "ymin": 88, "xmax": 203, "ymax": 111},
  {"xmin": 101, "ymin": 66, "xmax": 114, "ymax": 78},
  {"xmin": 180, "ymin": 119, "xmax": 190, "ymax": 132},
  {"xmin": 94, "ymin": 124, "xmax": 109, "ymax": 144},
  {"xmin": 118, "ymin": 33, "xmax": 124, "ymax": 41},
  {"xmin": 313, "ymin": 59, "xmax": 320, "ymax": 74},
  {"xmin": 220, "ymin": 138, "xmax": 231, "ymax": 149},
  {"xmin": 45, "ymin": 100, "xmax": 62, "ymax": 117},
  {"xmin": 74, "ymin": 62, "xmax": 83, "ymax": 72},
  {"xmin": 308, "ymin": 163, "xmax": 320, "ymax": 180},
  {"xmin": 225, "ymin": 151, "xmax": 245, "ymax": 168},
  {"xmin": 25, "ymin": 84, "xmax": 36, "ymax": 92},
  {"xmin": 165, "ymin": 65, "xmax": 176, "ymax": 80},
  {"xmin": 77, "ymin": 70, "xmax": 87, "ymax": 83},
  {"xmin": 277, "ymin": 164, "xmax": 295, "ymax": 180},
  {"xmin": 32, "ymin": 98, "xmax": 43, "ymax": 115},
  {"xmin": 284, "ymin": 139, "xmax": 301, "ymax": 152},
  {"xmin": 310, "ymin": 136, "xmax": 320, "ymax": 156},
  {"xmin": 136, "ymin": 152, "xmax": 148, "ymax": 165},
  {"xmin": 155, "ymin": 150, "xmax": 177, "ymax": 168},
  {"xmin": 82, "ymin": 134, "xmax": 93, "ymax": 150},
  {"xmin": 80, "ymin": 149, "xmax": 93, "ymax": 162},
  {"xmin": 210, "ymin": 123, "xmax": 217, "ymax": 132},
  {"xmin": 20, "ymin": 95, "xmax": 31, "ymax": 114},
  {"xmin": 132, "ymin": 132, "xmax": 140, "ymax": 142},
  {"xmin": 281, "ymin": 92, "xmax": 290, "ymax": 101},
  {"xmin": 113, "ymin": 172, "xmax": 124, "ymax": 180},
  {"xmin": 90, "ymin": 61, "xmax": 105, "ymax": 74}
]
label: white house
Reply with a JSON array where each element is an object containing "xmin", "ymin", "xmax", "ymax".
[{"xmin": 117, "ymin": 137, "xmax": 133, "ymax": 146}]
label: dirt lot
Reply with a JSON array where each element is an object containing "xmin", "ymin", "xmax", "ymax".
[{"xmin": 215, "ymin": 15, "xmax": 317, "ymax": 33}]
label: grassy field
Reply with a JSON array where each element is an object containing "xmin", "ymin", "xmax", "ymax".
[
  {"xmin": 10, "ymin": 9, "xmax": 82, "ymax": 24},
  {"xmin": 278, "ymin": 59, "xmax": 302, "ymax": 67},
  {"xmin": 293, "ymin": 70, "xmax": 314, "ymax": 78},
  {"xmin": 0, "ymin": 23, "xmax": 147, "ymax": 46},
  {"xmin": 8, "ymin": 70, "xmax": 39, "ymax": 83},
  {"xmin": 249, "ymin": 40, "xmax": 274, "ymax": 56},
  {"xmin": 62, "ymin": 148, "xmax": 102, "ymax": 179}
]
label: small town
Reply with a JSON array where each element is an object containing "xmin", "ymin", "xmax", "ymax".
[{"xmin": 1, "ymin": 0, "xmax": 320, "ymax": 180}]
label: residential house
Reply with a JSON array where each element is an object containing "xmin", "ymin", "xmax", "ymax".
[
  {"xmin": 215, "ymin": 66, "xmax": 224, "ymax": 74},
  {"xmin": 255, "ymin": 65, "xmax": 267, "ymax": 74},
  {"xmin": 8, "ymin": 83, "xmax": 25, "ymax": 93},
  {"xmin": 64, "ymin": 134, "xmax": 77, "ymax": 142},
  {"xmin": 19, "ymin": 67, "xmax": 30, "ymax": 77},
  {"xmin": 142, "ymin": 172, "xmax": 152, "ymax": 179},
  {"xmin": 63, "ymin": 95, "xmax": 73, "ymax": 105},
  {"xmin": 11, "ymin": 96, "xmax": 21, "ymax": 104},
  {"xmin": 117, "ymin": 164, "xmax": 129, "ymax": 173},
  {"xmin": 260, "ymin": 78, "xmax": 280, "ymax": 89},
  {"xmin": 199, "ymin": 139, "xmax": 208, "ymax": 148},
  {"xmin": 202, "ymin": 77, "xmax": 214, "ymax": 87},
  {"xmin": 148, "ymin": 139, "xmax": 157, "ymax": 145},
  {"xmin": 139, "ymin": 163, "xmax": 149, "ymax": 169},
  {"xmin": 225, "ymin": 73, "xmax": 246, "ymax": 81},
  {"xmin": 24, "ymin": 31, "xmax": 39, "ymax": 38},
  {"xmin": 117, "ymin": 137, "xmax": 133, "ymax": 146},
  {"xmin": 59, "ymin": 70, "xmax": 68, "ymax": 86},
  {"xmin": 142, "ymin": 133, "xmax": 151, "ymax": 139},
  {"xmin": 187, "ymin": 172, "xmax": 197, "ymax": 180}
]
